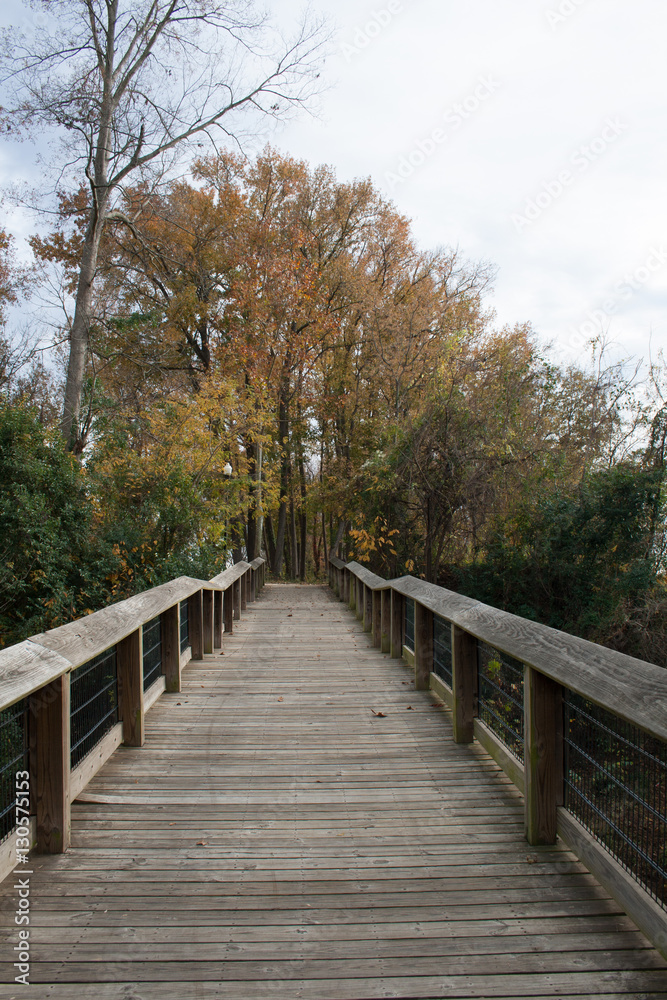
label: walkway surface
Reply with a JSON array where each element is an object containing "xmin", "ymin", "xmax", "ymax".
[{"xmin": 1, "ymin": 583, "xmax": 666, "ymax": 999}]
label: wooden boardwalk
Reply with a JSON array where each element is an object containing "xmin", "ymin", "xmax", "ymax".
[{"xmin": 1, "ymin": 583, "xmax": 666, "ymax": 999}]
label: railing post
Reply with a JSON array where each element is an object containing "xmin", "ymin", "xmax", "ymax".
[
  {"xmin": 452, "ymin": 625, "xmax": 477, "ymax": 743},
  {"xmin": 118, "ymin": 627, "xmax": 145, "ymax": 748},
  {"xmin": 202, "ymin": 588, "xmax": 214, "ymax": 654},
  {"xmin": 233, "ymin": 577, "xmax": 241, "ymax": 620},
  {"xmin": 188, "ymin": 590, "xmax": 204, "ymax": 659},
  {"xmin": 363, "ymin": 584, "xmax": 372, "ymax": 632},
  {"xmin": 249, "ymin": 570, "xmax": 256, "ymax": 603},
  {"xmin": 348, "ymin": 572, "xmax": 355, "ymax": 612},
  {"xmin": 358, "ymin": 579, "xmax": 364, "ymax": 622},
  {"xmin": 161, "ymin": 604, "xmax": 181, "ymax": 692},
  {"xmin": 524, "ymin": 665, "xmax": 562, "ymax": 846},
  {"xmin": 241, "ymin": 571, "xmax": 248, "ymax": 612},
  {"xmin": 390, "ymin": 589, "xmax": 403, "ymax": 659},
  {"xmin": 214, "ymin": 590, "xmax": 223, "ymax": 649},
  {"xmin": 30, "ymin": 675, "xmax": 71, "ymax": 853},
  {"xmin": 380, "ymin": 589, "xmax": 391, "ymax": 653},
  {"xmin": 372, "ymin": 590, "xmax": 381, "ymax": 647},
  {"xmin": 415, "ymin": 602, "xmax": 434, "ymax": 691},
  {"xmin": 224, "ymin": 587, "xmax": 233, "ymax": 635}
]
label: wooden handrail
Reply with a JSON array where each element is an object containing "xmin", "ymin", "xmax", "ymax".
[
  {"xmin": 0, "ymin": 557, "xmax": 266, "ymax": 869},
  {"xmin": 328, "ymin": 554, "xmax": 667, "ymax": 960},
  {"xmin": 334, "ymin": 559, "xmax": 667, "ymax": 742},
  {"xmin": 0, "ymin": 576, "xmax": 221, "ymax": 712}
]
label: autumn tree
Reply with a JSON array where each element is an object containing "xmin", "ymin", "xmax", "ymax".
[{"xmin": 1, "ymin": 0, "xmax": 327, "ymax": 450}]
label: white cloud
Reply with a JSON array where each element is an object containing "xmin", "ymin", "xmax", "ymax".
[{"xmin": 1, "ymin": 0, "xmax": 666, "ymax": 365}]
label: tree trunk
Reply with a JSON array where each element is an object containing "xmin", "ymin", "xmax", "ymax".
[
  {"xmin": 272, "ymin": 378, "xmax": 290, "ymax": 577},
  {"xmin": 246, "ymin": 438, "xmax": 257, "ymax": 561},
  {"xmin": 264, "ymin": 514, "xmax": 277, "ymax": 570},
  {"xmin": 331, "ymin": 519, "xmax": 345, "ymax": 557},
  {"xmin": 60, "ymin": 197, "xmax": 108, "ymax": 450},
  {"xmin": 289, "ymin": 495, "xmax": 298, "ymax": 581},
  {"xmin": 297, "ymin": 430, "xmax": 307, "ymax": 581},
  {"xmin": 321, "ymin": 510, "xmax": 328, "ymax": 570}
]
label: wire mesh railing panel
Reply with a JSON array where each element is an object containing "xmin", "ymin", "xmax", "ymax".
[
  {"xmin": 477, "ymin": 640, "xmax": 525, "ymax": 762},
  {"xmin": 404, "ymin": 597, "xmax": 415, "ymax": 652},
  {"xmin": 180, "ymin": 600, "xmax": 189, "ymax": 654},
  {"xmin": 0, "ymin": 699, "xmax": 28, "ymax": 843},
  {"xmin": 142, "ymin": 616, "xmax": 163, "ymax": 691},
  {"xmin": 70, "ymin": 648, "xmax": 118, "ymax": 769},
  {"xmin": 563, "ymin": 690, "xmax": 667, "ymax": 908},
  {"xmin": 433, "ymin": 615, "xmax": 453, "ymax": 688}
]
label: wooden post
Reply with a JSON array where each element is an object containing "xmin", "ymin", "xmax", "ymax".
[
  {"xmin": 241, "ymin": 571, "xmax": 248, "ymax": 612},
  {"xmin": 524, "ymin": 665, "xmax": 562, "ymax": 845},
  {"xmin": 188, "ymin": 590, "xmax": 204, "ymax": 659},
  {"xmin": 452, "ymin": 625, "xmax": 477, "ymax": 743},
  {"xmin": 372, "ymin": 590, "xmax": 381, "ymax": 647},
  {"xmin": 348, "ymin": 572, "xmax": 355, "ymax": 612},
  {"xmin": 118, "ymin": 627, "xmax": 144, "ymax": 748},
  {"xmin": 249, "ymin": 570, "xmax": 256, "ymax": 603},
  {"xmin": 415, "ymin": 602, "xmax": 434, "ymax": 691},
  {"xmin": 30, "ymin": 675, "xmax": 70, "ymax": 853},
  {"xmin": 223, "ymin": 588, "xmax": 233, "ymax": 635},
  {"xmin": 357, "ymin": 579, "xmax": 364, "ymax": 622},
  {"xmin": 390, "ymin": 589, "xmax": 403, "ymax": 659},
  {"xmin": 202, "ymin": 589, "xmax": 213, "ymax": 655},
  {"xmin": 161, "ymin": 604, "xmax": 181, "ymax": 693},
  {"xmin": 363, "ymin": 584, "xmax": 372, "ymax": 632},
  {"xmin": 213, "ymin": 591, "xmax": 223, "ymax": 649},
  {"xmin": 381, "ymin": 589, "xmax": 391, "ymax": 653},
  {"xmin": 233, "ymin": 578, "xmax": 241, "ymax": 620}
]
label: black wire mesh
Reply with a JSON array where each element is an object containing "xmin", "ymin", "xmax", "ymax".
[
  {"xmin": 477, "ymin": 641, "xmax": 525, "ymax": 762},
  {"xmin": 404, "ymin": 597, "xmax": 415, "ymax": 652},
  {"xmin": 70, "ymin": 648, "xmax": 118, "ymax": 769},
  {"xmin": 433, "ymin": 615, "xmax": 453, "ymax": 687},
  {"xmin": 142, "ymin": 616, "xmax": 163, "ymax": 691},
  {"xmin": 563, "ymin": 690, "xmax": 667, "ymax": 908},
  {"xmin": 0, "ymin": 699, "xmax": 28, "ymax": 842},
  {"xmin": 180, "ymin": 600, "xmax": 189, "ymax": 654}
]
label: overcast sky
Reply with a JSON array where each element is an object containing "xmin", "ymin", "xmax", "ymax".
[{"xmin": 1, "ymin": 0, "xmax": 666, "ymax": 371}]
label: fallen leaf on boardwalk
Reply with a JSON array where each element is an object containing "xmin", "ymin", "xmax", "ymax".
[
  {"xmin": 196, "ymin": 841, "xmax": 208, "ymax": 846},
  {"xmin": 287, "ymin": 614, "xmax": 293, "ymax": 617},
  {"xmin": 277, "ymin": 696, "xmax": 284, "ymax": 702},
  {"xmin": 402, "ymin": 682, "xmax": 410, "ymax": 686},
  {"xmin": 406, "ymin": 706, "xmax": 413, "ymax": 710},
  {"xmin": 371, "ymin": 710, "xmax": 387, "ymax": 718},
  {"xmin": 431, "ymin": 702, "xmax": 444, "ymax": 708}
]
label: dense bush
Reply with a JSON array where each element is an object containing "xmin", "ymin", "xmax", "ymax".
[
  {"xmin": 453, "ymin": 464, "xmax": 667, "ymax": 662},
  {"xmin": 0, "ymin": 403, "xmax": 95, "ymax": 644},
  {"xmin": 0, "ymin": 403, "xmax": 227, "ymax": 647}
]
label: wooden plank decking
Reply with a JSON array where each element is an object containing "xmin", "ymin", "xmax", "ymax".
[{"xmin": 1, "ymin": 583, "xmax": 666, "ymax": 999}]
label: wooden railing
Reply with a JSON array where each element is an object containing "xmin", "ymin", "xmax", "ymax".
[
  {"xmin": 0, "ymin": 557, "xmax": 266, "ymax": 881},
  {"xmin": 328, "ymin": 554, "xmax": 667, "ymax": 959}
]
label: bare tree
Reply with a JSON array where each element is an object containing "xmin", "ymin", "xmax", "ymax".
[{"xmin": 0, "ymin": 0, "xmax": 327, "ymax": 450}]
